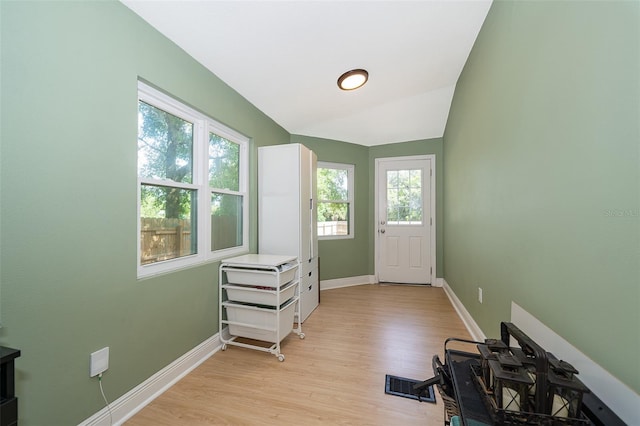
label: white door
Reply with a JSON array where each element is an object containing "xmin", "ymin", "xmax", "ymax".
[{"xmin": 376, "ymin": 156, "xmax": 434, "ymax": 284}]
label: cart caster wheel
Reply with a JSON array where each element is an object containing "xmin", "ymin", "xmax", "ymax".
[
  {"xmin": 277, "ymin": 354, "xmax": 285, "ymax": 362},
  {"xmin": 221, "ymin": 344, "xmax": 227, "ymax": 351},
  {"xmin": 299, "ymin": 333, "xmax": 306, "ymax": 340}
]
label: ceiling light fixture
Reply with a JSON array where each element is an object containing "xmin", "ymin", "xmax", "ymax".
[{"xmin": 337, "ymin": 69, "xmax": 369, "ymax": 91}]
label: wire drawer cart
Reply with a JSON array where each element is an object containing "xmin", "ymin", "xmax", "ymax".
[{"xmin": 219, "ymin": 254, "xmax": 304, "ymax": 361}]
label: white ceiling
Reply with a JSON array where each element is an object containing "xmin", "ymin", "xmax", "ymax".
[{"xmin": 121, "ymin": 0, "xmax": 492, "ymax": 146}]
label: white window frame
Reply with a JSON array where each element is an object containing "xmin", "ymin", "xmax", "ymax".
[
  {"xmin": 137, "ymin": 81, "xmax": 249, "ymax": 278},
  {"xmin": 317, "ymin": 161, "xmax": 355, "ymax": 240}
]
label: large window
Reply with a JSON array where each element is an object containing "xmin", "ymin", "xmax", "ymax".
[
  {"xmin": 317, "ymin": 162, "xmax": 354, "ymax": 239},
  {"xmin": 137, "ymin": 82, "xmax": 248, "ymax": 278}
]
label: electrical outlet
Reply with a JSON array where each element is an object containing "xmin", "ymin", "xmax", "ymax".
[
  {"xmin": 478, "ymin": 287, "xmax": 483, "ymax": 304},
  {"xmin": 90, "ymin": 347, "xmax": 109, "ymax": 377}
]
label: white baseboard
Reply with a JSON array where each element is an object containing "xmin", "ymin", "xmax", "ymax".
[
  {"xmin": 320, "ymin": 275, "xmax": 375, "ymax": 291},
  {"xmin": 79, "ymin": 333, "xmax": 222, "ymax": 426},
  {"xmin": 511, "ymin": 302, "xmax": 639, "ymax": 425},
  {"xmin": 442, "ymin": 279, "xmax": 486, "ymax": 342},
  {"xmin": 321, "ymin": 275, "xmax": 443, "ymax": 290}
]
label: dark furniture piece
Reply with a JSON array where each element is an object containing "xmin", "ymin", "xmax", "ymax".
[
  {"xmin": 422, "ymin": 326, "xmax": 626, "ymax": 426},
  {"xmin": 446, "ymin": 348, "xmax": 493, "ymax": 425},
  {"xmin": 1, "ymin": 346, "xmax": 21, "ymax": 426},
  {"xmin": 446, "ymin": 347, "xmax": 625, "ymax": 425}
]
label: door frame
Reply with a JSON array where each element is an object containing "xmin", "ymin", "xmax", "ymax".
[{"xmin": 374, "ymin": 154, "xmax": 437, "ymax": 285}]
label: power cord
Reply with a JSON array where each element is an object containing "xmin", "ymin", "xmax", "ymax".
[{"xmin": 98, "ymin": 373, "xmax": 113, "ymax": 426}]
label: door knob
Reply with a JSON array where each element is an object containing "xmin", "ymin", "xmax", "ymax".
[{"xmin": 380, "ymin": 229, "xmax": 386, "ymax": 234}]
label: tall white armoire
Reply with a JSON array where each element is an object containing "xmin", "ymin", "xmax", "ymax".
[{"xmin": 258, "ymin": 143, "xmax": 319, "ymax": 322}]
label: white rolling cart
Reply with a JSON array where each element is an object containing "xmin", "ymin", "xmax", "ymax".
[{"xmin": 219, "ymin": 254, "xmax": 305, "ymax": 361}]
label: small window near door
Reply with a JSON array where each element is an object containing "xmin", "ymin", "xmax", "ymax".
[{"xmin": 317, "ymin": 162, "xmax": 354, "ymax": 239}]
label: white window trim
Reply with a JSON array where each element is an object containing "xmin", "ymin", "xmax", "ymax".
[
  {"xmin": 317, "ymin": 161, "xmax": 355, "ymax": 240},
  {"xmin": 137, "ymin": 81, "xmax": 249, "ymax": 279}
]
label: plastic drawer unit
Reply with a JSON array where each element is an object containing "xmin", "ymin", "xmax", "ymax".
[
  {"xmin": 222, "ymin": 280, "xmax": 298, "ymax": 306},
  {"xmin": 219, "ymin": 254, "xmax": 305, "ymax": 361},
  {"xmin": 223, "ymin": 298, "xmax": 297, "ymax": 342},
  {"xmin": 224, "ymin": 265, "xmax": 298, "ymax": 288}
]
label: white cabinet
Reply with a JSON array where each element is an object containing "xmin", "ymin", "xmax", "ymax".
[
  {"xmin": 219, "ymin": 254, "xmax": 304, "ymax": 361},
  {"xmin": 259, "ymin": 144, "xmax": 319, "ymax": 322}
]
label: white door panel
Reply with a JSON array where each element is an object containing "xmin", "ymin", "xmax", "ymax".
[
  {"xmin": 376, "ymin": 156, "xmax": 433, "ymax": 284},
  {"xmin": 409, "ymin": 237, "xmax": 423, "ymax": 268}
]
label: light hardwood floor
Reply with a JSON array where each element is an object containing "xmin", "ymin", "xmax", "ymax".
[{"xmin": 126, "ymin": 284, "xmax": 472, "ymax": 426}]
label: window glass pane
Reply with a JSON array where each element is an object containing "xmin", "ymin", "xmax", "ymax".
[
  {"xmin": 317, "ymin": 202, "xmax": 349, "ymax": 236},
  {"xmin": 387, "ymin": 169, "xmax": 422, "ymax": 225},
  {"xmin": 318, "ymin": 168, "xmax": 348, "ymax": 201},
  {"xmin": 399, "ymin": 170, "xmax": 410, "ymax": 190},
  {"xmin": 140, "ymin": 184, "xmax": 197, "ymax": 265},
  {"xmin": 410, "ymin": 188, "xmax": 423, "ymax": 222},
  {"xmin": 138, "ymin": 101, "xmax": 193, "ymax": 183},
  {"xmin": 317, "ymin": 163, "xmax": 354, "ymax": 238},
  {"xmin": 209, "ymin": 133, "xmax": 239, "ymax": 191},
  {"xmin": 211, "ymin": 192, "xmax": 243, "ymax": 251},
  {"xmin": 387, "ymin": 187, "xmax": 399, "ymax": 221},
  {"xmin": 387, "ymin": 170, "xmax": 398, "ymax": 188},
  {"xmin": 410, "ymin": 169, "xmax": 421, "ymax": 188}
]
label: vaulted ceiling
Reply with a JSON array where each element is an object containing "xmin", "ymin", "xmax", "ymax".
[{"xmin": 121, "ymin": 1, "xmax": 492, "ymax": 146}]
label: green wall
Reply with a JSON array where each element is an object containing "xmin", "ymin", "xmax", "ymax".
[
  {"xmin": 443, "ymin": 0, "xmax": 639, "ymax": 393},
  {"xmin": 0, "ymin": 1, "xmax": 288, "ymax": 425}
]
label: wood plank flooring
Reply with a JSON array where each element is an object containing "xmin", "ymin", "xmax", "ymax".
[{"xmin": 125, "ymin": 284, "xmax": 472, "ymax": 426}]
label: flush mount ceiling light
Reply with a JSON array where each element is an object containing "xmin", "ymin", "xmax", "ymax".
[{"xmin": 337, "ymin": 69, "xmax": 369, "ymax": 91}]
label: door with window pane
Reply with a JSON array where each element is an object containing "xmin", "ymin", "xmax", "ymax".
[{"xmin": 376, "ymin": 157, "xmax": 432, "ymax": 284}]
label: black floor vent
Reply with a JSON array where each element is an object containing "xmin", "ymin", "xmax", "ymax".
[{"xmin": 384, "ymin": 374, "xmax": 435, "ymax": 403}]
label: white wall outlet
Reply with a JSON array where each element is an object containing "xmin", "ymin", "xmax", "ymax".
[
  {"xmin": 90, "ymin": 347, "xmax": 109, "ymax": 377},
  {"xmin": 478, "ymin": 287, "xmax": 483, "ymax": 304}
]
